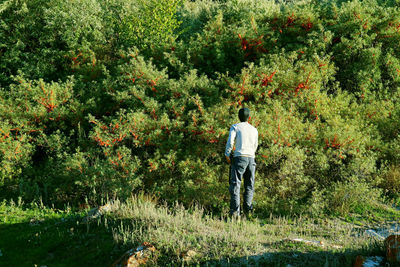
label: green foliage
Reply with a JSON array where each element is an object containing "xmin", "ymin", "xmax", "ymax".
[
  {"xmin": 380, "ymin": 165, "xmax": 400, "ymax": 197},
  {"xmin": 324, "ymin": 177, "xmax": 382, "ymax": 215},
  {"xmin": 121, "ymin": 0, "xmax": 183, "ymax": 49},
  {"xmin": 0, "ymin": 0, "xmax": 107, "ymax": 85},
  {"xmin": 1, "ymin": 0, "xmax": 400, "ymax": 215}
]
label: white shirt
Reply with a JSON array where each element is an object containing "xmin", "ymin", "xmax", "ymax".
[{"xmin": 225, "ymin": 122, "xmax": 258, "ymax": 158}]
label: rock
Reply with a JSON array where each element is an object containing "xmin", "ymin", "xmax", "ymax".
[
  {"xmin": 29, "ymin": 218, "xmax": 44, "ymax": 226},
  {"xmin": 84, "ymin": 202, "xmax": 116, "ymax": 222},
  {"xmin": 283, "ymin": 238, "xmax": 325, "ymax": 247},
  {"xmin": 364, "ymin": 224, "xmax": 400, "ymax": 240},
  {"xmin": 282, "ymin": 238, "xmax": 343, "ymax": 250},
  {"xmin": 111, "ymin": 242, "xmax": 157, "ymax": 267},
  {"xmin": 353, "ymin": 256, "xmax": 383, "ymax": 267},
  {"xmin": 385, "ymin": 234, "xmax": 400, "ymax": 264},
  {"xmin": 364, "ymin": 229, "xmax": 385, "ymax": 240},
  {"xmin": 99, "ymin": 203, "xmax": 113, "ymax": 213},
  {"xmin": 331, "ymin": 245, "xmax": 343, "ymax": 250}
]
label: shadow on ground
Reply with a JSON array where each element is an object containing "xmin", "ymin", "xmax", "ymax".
[
  {"xmin": 0, "ymin": 215, "xmax": 127, "ymax": 267},
  {"xmin": 201, "ymin": 239, "xmax": 387, "ymax": 267}
]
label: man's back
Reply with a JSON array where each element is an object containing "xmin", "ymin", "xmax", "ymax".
[{"xmin": 225, "ymin": 121, "xmax": 258, "ymax": 158}]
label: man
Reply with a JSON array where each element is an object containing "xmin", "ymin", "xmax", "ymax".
[{"xmin": 225, "ymin": 108, "xmax": 258, "ymax": 219}]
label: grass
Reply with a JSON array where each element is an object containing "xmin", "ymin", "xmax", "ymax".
[
  {"xmin": 1, "ymin": 196, "xmax": 399, "ymax": 266},
  {"xmin": 0, "ymin": 198, "xmax": 123, "ymax": 267}
]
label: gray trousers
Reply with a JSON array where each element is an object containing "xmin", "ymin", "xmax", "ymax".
[{"xmin": 229, "ymin": 156, "xmax": 256, "ymax": 215}]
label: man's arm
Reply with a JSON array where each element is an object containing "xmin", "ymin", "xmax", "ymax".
[
  {"xmin": 225, "ymin": 126, "xmax": 236, "ymax": 163},
  {"xmin": 254, "ymin": 129, "xmax": 258, "ymax": 153}
]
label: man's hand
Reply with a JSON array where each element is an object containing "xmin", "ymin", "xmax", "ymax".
[{"xmin": 225, "ymin": 155, "xmax": 231, "ymax": 164}]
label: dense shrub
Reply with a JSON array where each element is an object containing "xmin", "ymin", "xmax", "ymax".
[{"xmin": 1, "ymin": 0, "xmax": 400, "ymax": 215}]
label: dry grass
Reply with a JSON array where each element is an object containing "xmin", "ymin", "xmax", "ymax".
[{"xmin": 102, "ymin": 195, "xmax": 398, "ymax": 266}]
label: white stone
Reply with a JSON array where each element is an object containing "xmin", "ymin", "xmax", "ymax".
[{"xmin": 363, "ymin": 256, "xmax": 384, "ymax": 267}]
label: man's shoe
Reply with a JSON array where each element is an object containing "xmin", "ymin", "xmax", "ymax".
[
  {"xmin": 231, "ymin": 211, "xmax": 241, "ymax": 222},
  {"xmin": 243, "ymin": 210, "xmax": 254, "ymax": 221}
]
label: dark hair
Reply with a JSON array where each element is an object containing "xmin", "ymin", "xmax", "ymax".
[{"xmin": 238, "ymin": 108, "xmax": 250, "ymax": 122}]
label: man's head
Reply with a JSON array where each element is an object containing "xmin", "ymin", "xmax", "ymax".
[{"xmin": 238, "ymin": 108, "xmax": 250, "ymax": 122}]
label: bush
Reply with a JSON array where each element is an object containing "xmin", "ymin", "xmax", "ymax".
[
  {"xmin": 0, "ymin": 0, "xmax": 107, "ymax": 85},
  {"xmin": 324, "ymin": 177, "xmax": 382, "ymax": 215},
  {"xmin": 118, "ymin": 0, "xmax": 183, "ymax": 50},
  {"xmin": 1, "ymin": 0, "xmax": 400, "ymax": 215},
  {"xmin": 380, "ymin": 165, "xmax": 400, "ymax": 197}
]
